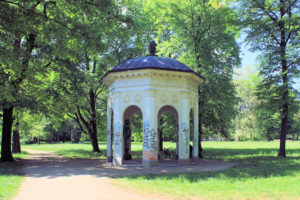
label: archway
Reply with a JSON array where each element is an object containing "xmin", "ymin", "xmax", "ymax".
[
  {"xmin": 123, "ymin": 105, "xmax": 143, "ymax": 162},
  {"xmin": 157, "ymin": 105, "xmax": 179, "ymax": 160}
]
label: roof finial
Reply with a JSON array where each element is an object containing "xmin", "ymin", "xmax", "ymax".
[{"xmin": 149, "ymin": 40, "xmax": 157, "ymax": 56}]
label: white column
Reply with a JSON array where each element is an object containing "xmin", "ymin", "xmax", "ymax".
[
  {"xmin": 112, "ymin": 94, "xmax": 123, "ymax": 166},
  {"xmin": 106, "ymin": 104, "xmax": 112, "ymax": 162},
  {"xmin": 193, "ymin": 100, "xmax": 199, "ymax": 159},
  {"xmin": 142, "ymin": 91, "xmax": 158, "ymax": 167},
  {"xmin": 179, "ymin": 98, "xmax": 190, "ymax": 165}
]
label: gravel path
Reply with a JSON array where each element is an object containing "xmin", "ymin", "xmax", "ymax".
[{"xmin": 14, "ymin": 149, "xmax": 237, "ymax": 200}]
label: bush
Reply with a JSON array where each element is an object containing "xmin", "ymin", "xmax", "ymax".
[{"xmin": 132, "ymin": 132, "xmax": 143, "ymax": 142}]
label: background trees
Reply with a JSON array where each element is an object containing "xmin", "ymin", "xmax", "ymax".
[
  {"xmin": 234, "ymin": 68, "xmax": 261, "ymax": 141},
  {"xmin": 0, "ymin": 0, "xmax": 124, "ymax": 160},
  {"xmin": 146, "ymin": 0, "xmax": 240, "ymax": 156},
  {"xmin": 238, "ymin": 0, "xmax": 300, "ymax": 157}
]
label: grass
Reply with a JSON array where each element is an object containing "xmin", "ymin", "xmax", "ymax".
[
  {"xmin": 23, "ymin": 142, "xmax": 107, "ymax": 159},
  {"xmin": 22, "ymin": 142, "xmax": 176, "ymax": 160},
  {"xmin": 3, "ymin": 141, "xmax": 300, "ymax": 199},
  {"xmin": 115, "ymin": 141, "xmax": 300, "ymax": 200},
  {"xmin": 22, "ymin": 141, "xmax": 178, "ymax": 159},
  {"xmin": 0, "ymin": 152, "xmax": 29, "ymax": 200}
]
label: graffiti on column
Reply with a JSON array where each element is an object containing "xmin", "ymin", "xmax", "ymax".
[
  {"xmin": 150, "ymin": 129, "xmax": 158, "ymax": 150},
  {"xmin": 143, "ymin": 121, "xmax": 150, "ymax": 149},
  {"xmin": 181, "ymin": 122, "xmax": 189, "ymax": 155},
  {"xmin": 143, "ymin": 150, "xmax": 157, "ymax": 160},
  {"xmin": 143, "ymin": 120, "xmax": 158, "ymax": 160},
  {"xmin": 114, "ymin": 122, "xmax": 121, "ymax": 147}
]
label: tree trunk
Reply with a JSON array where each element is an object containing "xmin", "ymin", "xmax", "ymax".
[
  {"xmin": 198, "ymin": 122, "xmax": 203, "ymax": 158},
  {"xmin": 1, "ymin": 106, "xmax": 14, "ymax": 162},
  {"xmin": 89, "ymin": 130, "xmax": 100, "ymax": 152},
  {"xmin": 89, "ymin": 89, "xmax": 100, "ymax": 152},
  {"xmin": 278, "ymin": 2, "xmax": 287, "ymax": 157},
  {"xmin": 56, "ymin": 131, "xmax": 60, "ymax": 143},
  {"xmin": 12, "ymin": 121, "xmax": 21, "ymax": 153},
  {"xmin": 62, "ymin": 132, "xmax": 66, "ymax": 143},
  {"xmin": 196, "ymin": 60, "xmax": 204, "ymax": 158}
]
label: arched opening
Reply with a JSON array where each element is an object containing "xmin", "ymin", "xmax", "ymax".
[
  {"xmin": 189, "ymin": 108, "xmax": 194, "ymax": 159},
  {"xmin": 123, "ymin": 105, "xmax": 143, "ymax": 163},
  {"xmin": 157, "ymin": 105, "xmax": 179, "ymax": 161}
]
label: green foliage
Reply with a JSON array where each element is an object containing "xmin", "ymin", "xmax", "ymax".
[
  {"xmin": 290, "ymin": 111, "xmax": 300, "ymax": 140},
  {"xmin": 238, "ymin": 0, "xmax": 300, "ymax": 155},
  {"xmin": 160, "ymin": 112, "xmax": 177, "ymax": 141},
  {"xmin": 234, "ymin": 68, "xmax": 261, "ymax": 141},
  {"xmin": 23, "ymin": 143, "xmax": 107, "ymax": 159},
  {"xmin": 17, "ymin": 111, "xmax": 49, "ymax": 143},
  {"xmin": 131, "ymin": 112, "xmax": 143, "ymax": 142},
  {"xmin": 147, "ymin": 0, "xmax": 241, "ymax": 139}
]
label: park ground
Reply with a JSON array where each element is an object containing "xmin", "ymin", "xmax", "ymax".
[{"xmin": 0, "ymin": 141, "xmax": 300, "ymax": 200}]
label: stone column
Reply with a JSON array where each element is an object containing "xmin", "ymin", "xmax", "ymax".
[
  {"xmin": 179, "ymin": 98, "xmax": 190, "ymax": 165},
  {"xmin": 112, "ymin": 94, "xmax": 123, "ymax": 166},
  {"xmin": 106, "ymin": 104, "xmax": 112, "ymax": 162},
  {"xmin": 193, "ymin": 100, "xmax": 199, "ymax": 159},
  {"xmin": 142, "ymin": 91, "xmax": 158, "ymax": 167}
]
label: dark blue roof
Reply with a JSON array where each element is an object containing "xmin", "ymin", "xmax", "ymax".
[
  {"xmin": 110, "ymin": 56, "xmax": 194, "ymax": 73},
  {"xmin": 103, "ymin": 55, "xmax": 204, "ymax": 81}
]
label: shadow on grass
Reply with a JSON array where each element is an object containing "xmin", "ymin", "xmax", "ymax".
[
  {"xmin": 55, "ymin": 149, "xmax": 106, "ymax": 159},
  {"xmin": 0, "ymin": 152, "xmax": 29, "ymax": 176},
  {"xmin": 203, "ymin": 148, "xmax": 300, "ymax": 160},
  {"xmin": 123, "ymin": 148, "xmax": 300, "ymax": 182},
  {"xmin": 5, "ymin": 145, "xmax": 299, "ymax": 181}
]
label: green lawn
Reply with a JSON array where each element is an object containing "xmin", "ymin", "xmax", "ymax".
[
  {"xmin": 22, "ymin": 142, "xmax": 175, "ymax": 160},
  {"xmin": 2, "ymin": 141, "xmax": 300, "ymax": 200},
  {"xmin": 23, "ymin": 142, "xmax": 107, "ymax": 159},
  {"xmin": 0, "ymin": 152, "xmax": 28, "ymax": 200},
  {"xmin": 116, "ymin": 141, "xmax": 300, "ymax": 200}
]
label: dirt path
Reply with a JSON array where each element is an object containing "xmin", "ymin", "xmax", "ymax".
[{"xmin": 14, "ymin": 149, "xmax": 237, "ymax": 200}]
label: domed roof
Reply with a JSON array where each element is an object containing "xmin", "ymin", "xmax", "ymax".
[
  {"xmin": 110, "ymin": 55, "xmax": 194, "ymax": 73},
  {"xmin": 103, "ymin": 41, "xmax": 204, "ymax": 80}
]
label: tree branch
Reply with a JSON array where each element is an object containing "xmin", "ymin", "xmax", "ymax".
[
  {"xmin": 76, "ymin": 106, "xmax": 90, "ymax": 133},
  {"xmin": 85, "ymin": 94, "xmax": 91, "ymax": 105},
  {"xmin": 43, "ymin": 1, "xmax": 56, "ymax": 18},
  {"xmin": 2, "ymin": 0, "xmax": 92, "ymax": 39},
  {"xmin": 253, "ymin": 0, "xmax": 280, "ymax": 26},
  {"xmin": 67, "ymin": 114, "xmax": 88, "ymax": 135},
  {"xmin": 95, "ymin": 85, "xmax": 105, "ymax": 97}
]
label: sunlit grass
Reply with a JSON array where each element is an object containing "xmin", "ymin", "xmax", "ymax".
[
  {"xmin": 18, "ymin": 141, "xmax": 300, "ymax": 199},
  {"xmin": 23, "ymin": 142, "xmax": 176, "ymax": 160},
  {"xmin": 116, "ymin": 141, "xmax": 300, "ymax": 200},
  {"xmin": 23, "ymin": 142, "xmax": 107, "ymax": 159},
  {"xmin": 0, "ymin": 152, "xmax": 29, "ymax": 200}
]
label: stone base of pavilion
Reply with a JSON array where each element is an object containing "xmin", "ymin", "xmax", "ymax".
[{"xmin": 103, "ymin": 159, "xmax": 237, "ymax": 177}]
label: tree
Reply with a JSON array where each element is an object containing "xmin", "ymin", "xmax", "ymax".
[
  {"xmin": 0, "ymin": 0, "xmax": 120, "ymax": 161},
  {"xmin": 149, "ymin": 0, "xmax": 240, "ymax": 157},
  {"xmin": 0, "ymin": 1, "xmax": 39, "ymax": 161},
  {"xmin": 239, "ymin": 0, "xmax": 300, "ymax": 157},
  {"xmin": 234, "ymin": 67, "xmax": 261, "ymax": 141}
]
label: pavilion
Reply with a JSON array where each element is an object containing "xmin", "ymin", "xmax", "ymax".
[{"xmin": 102, "ymin": 41, "xmax": 204, "ymax": 167}]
